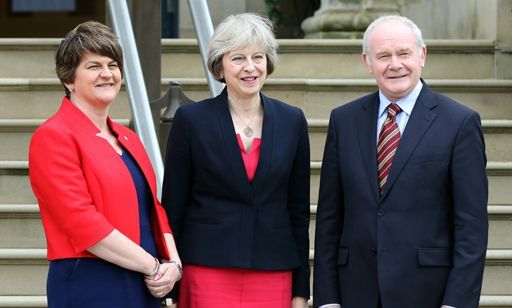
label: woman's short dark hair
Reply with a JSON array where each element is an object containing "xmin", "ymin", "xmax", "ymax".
[
  {"xmin": 55, "ymin": 21, "xmax": 123, "ymax": 96},
  {"xmin": 207, "ymin": 13, "xmax": 278, "ymax": 83}
]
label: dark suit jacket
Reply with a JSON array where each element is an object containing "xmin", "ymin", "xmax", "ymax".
[
  {"xmin": 162, "ymin": 88, "xmax": 311, "ymax": 298},
  {"xmin": 313, "ymin": 82, "xmax": 488, "ymax": 308}
]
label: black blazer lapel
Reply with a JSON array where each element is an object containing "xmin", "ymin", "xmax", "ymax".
[
  {"xmin": 251, "ymin": 93, "xmax": 274, "ymax": 191},
  {"xmin": 381, "ymin": 85, "xmax": 438, "ymax": 199},
  {"xmin": 357, "ymin": 93, "xmax": 380, "ymax": 201},
  {"xmin": 215, "ymin": 89, "xmax": 254, "ymax": 202}
]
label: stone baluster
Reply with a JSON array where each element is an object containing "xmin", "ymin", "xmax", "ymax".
[{"xmin": 301, "ymin": 0, "xmax": 401, "ymax": 39}]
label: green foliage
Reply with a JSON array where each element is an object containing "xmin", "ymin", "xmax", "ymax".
[{"xmin": 264, "ymin": 0, "xmax": 282, "ymax": 25}]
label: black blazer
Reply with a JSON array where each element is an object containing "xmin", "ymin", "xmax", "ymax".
[
  {"xmin": 313, "ymin": 81, "xmax": 488, "ymax": 308},
  {"xmin": 162, "ymin": 87, "xmax": 310, "ymax": 298}
]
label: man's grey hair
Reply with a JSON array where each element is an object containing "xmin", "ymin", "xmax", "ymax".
[{"xmin": 362, "ymin": 15, "xmax": 426, "ymax": 63}]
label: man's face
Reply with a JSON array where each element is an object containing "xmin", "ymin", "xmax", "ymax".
[{"xmin": 363, "ymin": 20, "xmax": 426, "ymax": 101}]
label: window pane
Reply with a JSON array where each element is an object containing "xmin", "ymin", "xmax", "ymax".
[{"xmin": 11, "ymin": 0, "xmax": 76, "ymax": 12}]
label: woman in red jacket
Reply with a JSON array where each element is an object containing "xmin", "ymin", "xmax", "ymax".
[{"xmin": 29, "ymin": 21, "xmax": 181, "ymax": 307}]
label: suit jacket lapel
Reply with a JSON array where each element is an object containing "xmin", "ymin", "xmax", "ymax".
[
  {"xmin": 215, "ymin": 89, "xmax": 254, "ymax": 202},
  {"xmin": 381, "ymin": 85, "xmax": 438, "ymax": 199},
  {"xmin": 357, "ymin": 93, "xmax": 380, "ymax": 202},
  {"xmin": 251, "ymin": 93, "xmax": 273, "ymax": 191}
]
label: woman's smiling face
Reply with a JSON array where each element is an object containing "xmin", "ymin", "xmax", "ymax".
[
  {"xmin": 65, "ymin": 51, "xmax": 122, "ymax": 108},
  {"xmin": 221, "ymin": 44, "xmax": 267, "ymax": 102}
]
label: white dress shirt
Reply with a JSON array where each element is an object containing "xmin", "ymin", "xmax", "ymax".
[{"xmin": 376, "ymin": 80, "xmax": 422, "ymax": 141}]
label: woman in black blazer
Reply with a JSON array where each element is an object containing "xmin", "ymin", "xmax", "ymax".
[{"xmin": 162, "ymin": 13, "xmax": 310, "ymax": 308}]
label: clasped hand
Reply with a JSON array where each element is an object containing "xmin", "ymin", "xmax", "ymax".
[{"xmin": 145, "ymin": 261, "xmax": 182, "ymax": 299}]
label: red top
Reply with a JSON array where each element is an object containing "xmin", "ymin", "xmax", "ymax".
[{"xmin": 236, "ymin": 134, "xmax": 261, "ymax": 181}]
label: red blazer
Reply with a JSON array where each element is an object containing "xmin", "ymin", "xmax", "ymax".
[{"xmin": 29, "ymin": 97, "xmax": 172, "ymax": 260}]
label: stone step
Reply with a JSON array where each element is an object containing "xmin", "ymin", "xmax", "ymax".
[
  {"xmin": 478, "ymin": 296, "xmax": 512, "ymax": 308},
  {"xmin": 0, "ymin": 119, "xmax": 130, "ymax": 161},
  {"xmin": 2, "ymin": 203, "xmax": 511, "ymax": 251},
  {"xmin": 308, "ymin": 205, "xmax": 512, "ymax": 251},
  {"xmin": 0, "ymin": 204, "xmax": 44, "ymax": 249},
  {"xmin": 308, "ymin": 119, "xmax": 512, "ymax": 161},
  {"xmin": 310, "ymin": 161, "xmax": 512, "ymax": 205},
  {"xmin": 0, "ymin": 296, "xmax": 510, "ymax": 308},
  {"xmin": 1, "ymin": 118, "xmax": 509, "ymax": 162},
  {"xmin": 260, "ymin": 78, "xmax": 512, "ymax": 120},
  {"xmin": 0, "ymin": 78, "xmax": 131, "ymax": 120},
  {"xmin": 307, "ymin": 249, "xmax": 512, "ymax": 297},
  {"xmin": 0, "ymin": 248, "xmax": 511, "ymax": 297},
  {"xmin": 475, "ymin": 249, "xmax": 512, "ymax": 296},
  {"xmin": 0, "ymin": 249, "xmax": 48, "ymax": 296},
  {"xmin": 1, "ymin": 159, "xmax": 510, "ymax": 208},
  {"xmin": 0, "ymin": 39, "xmax": 497, "ymax": 79},
  {"xmin": 0, "ymin": 296, "xmax": 47, "ymax": 308},
  {"xmin": 0, "ymin": 161, "xmax": 34, "ymax": 204},
  {"xmin": 161, "ymin": 39, "xmax": 497, "ymax": 80},
  {"xmin": 1, "ymin": 78, "xmax": 511, "ymax": 120}
]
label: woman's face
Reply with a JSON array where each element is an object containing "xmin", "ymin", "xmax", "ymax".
[
  {"xmin": 221, "ymin": 44, "xmax": 267, "ymax": 102},
  {"xmin": 65, "ymin": 51, "xmax": 122, "ymax": 109}
]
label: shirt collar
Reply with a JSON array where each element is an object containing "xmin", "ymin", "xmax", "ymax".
[{"xmin": 378, "ymin": 80, "xmax": 423, "ymax": 118}]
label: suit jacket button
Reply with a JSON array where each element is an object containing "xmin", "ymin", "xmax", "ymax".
[
  {"xmin": 370, "ymin": 248, "xmax": 377, "ymax": 256},
  {"xmin": 377, "ymin": 208, "xmax": 385, "ymax": 216}
]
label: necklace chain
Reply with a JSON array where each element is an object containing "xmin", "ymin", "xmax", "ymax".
[{"xmin": 229, "ymin": 103, "xmax": 260, "ymax": 138}]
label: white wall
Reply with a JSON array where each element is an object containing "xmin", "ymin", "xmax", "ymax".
[{"xmin": 401, "ymin": 0, "xmax": 497, "ymax": 39}]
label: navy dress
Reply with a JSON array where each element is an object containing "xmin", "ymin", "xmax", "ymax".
[{"xmin": 46, "ymin": 149, "xmax": 161, "ymax": 308}]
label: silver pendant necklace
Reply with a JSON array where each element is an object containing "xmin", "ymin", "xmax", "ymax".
[
  {"xmin": 243, "ymin": 126, "xmax": 254, "ymax": 138},
  {"xmin": 229, "ymin": 102, "xmax": 260, "ymax": 138}
]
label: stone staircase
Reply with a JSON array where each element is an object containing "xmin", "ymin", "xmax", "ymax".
[{"xmin": 1, "ymin": 38, "xmax": 511, "ymax": 307}]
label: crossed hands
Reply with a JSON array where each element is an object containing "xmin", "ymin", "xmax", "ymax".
[{"xmin": 145, "ymin": 261, "xmax": 182, "ymax": 299}]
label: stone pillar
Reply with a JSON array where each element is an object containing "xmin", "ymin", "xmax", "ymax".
[
  {"xmin": 301, "ymin": 0, "xmax": 401, "ymax": 39},
  {"xmin": 495, "ymin": 0, "xmax": 512, "ymax": 79},
  {"xmin": 122, "ymin": 0, "xmax": 162, "ymax": 102},
  {"xmin": 123, "ymin": 0, "xmax": 162, "ymax": 132}
]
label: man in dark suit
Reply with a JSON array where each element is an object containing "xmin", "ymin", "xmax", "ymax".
[{"xmin": 313, "ymin": 15, "xmax": 488, "ymax": 308}]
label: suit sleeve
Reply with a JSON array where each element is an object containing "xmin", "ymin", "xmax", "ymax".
[
  {"xmin": 288, "ymin": 110, "xmax": 311, "ymax": 298},
  {"xmin": 313, "ymin": 110, "xmax": 344, "ymax": 307},
  {"xmin": 443, "ymin": 111, "xmax": 488, "ymax": 307},
  {"xmin": 161, "ymin": 107, "xmax": 193, "ymax": 241},
  {"xmin": 29, "ymin": 127, "xmax": 114, "ymax": 253},
  {"xmin": 161, "ymin": 107, "xmax": 194, "ymax": 300}
]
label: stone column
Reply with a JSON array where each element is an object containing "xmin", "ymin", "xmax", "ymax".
[
  {"xmin": 301, "ymin": 0, "xmax": 401, "ymax": 38},
  {"xmin": 496, "ymin": 0, "xmax": 512, "ymax": 79},
  {"xmin": 126, "ymin": 0, "xmax": 161, "ymax": 102}
]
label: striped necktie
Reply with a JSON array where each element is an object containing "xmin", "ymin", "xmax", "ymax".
[{"xmin": 377, "ymin": 103, "xmax": 402, "ymax": 193}]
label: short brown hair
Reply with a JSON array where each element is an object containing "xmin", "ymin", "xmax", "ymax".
[{"xmin": 55, "ymin": 21, "xmax": 123, "ymax": 96}]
